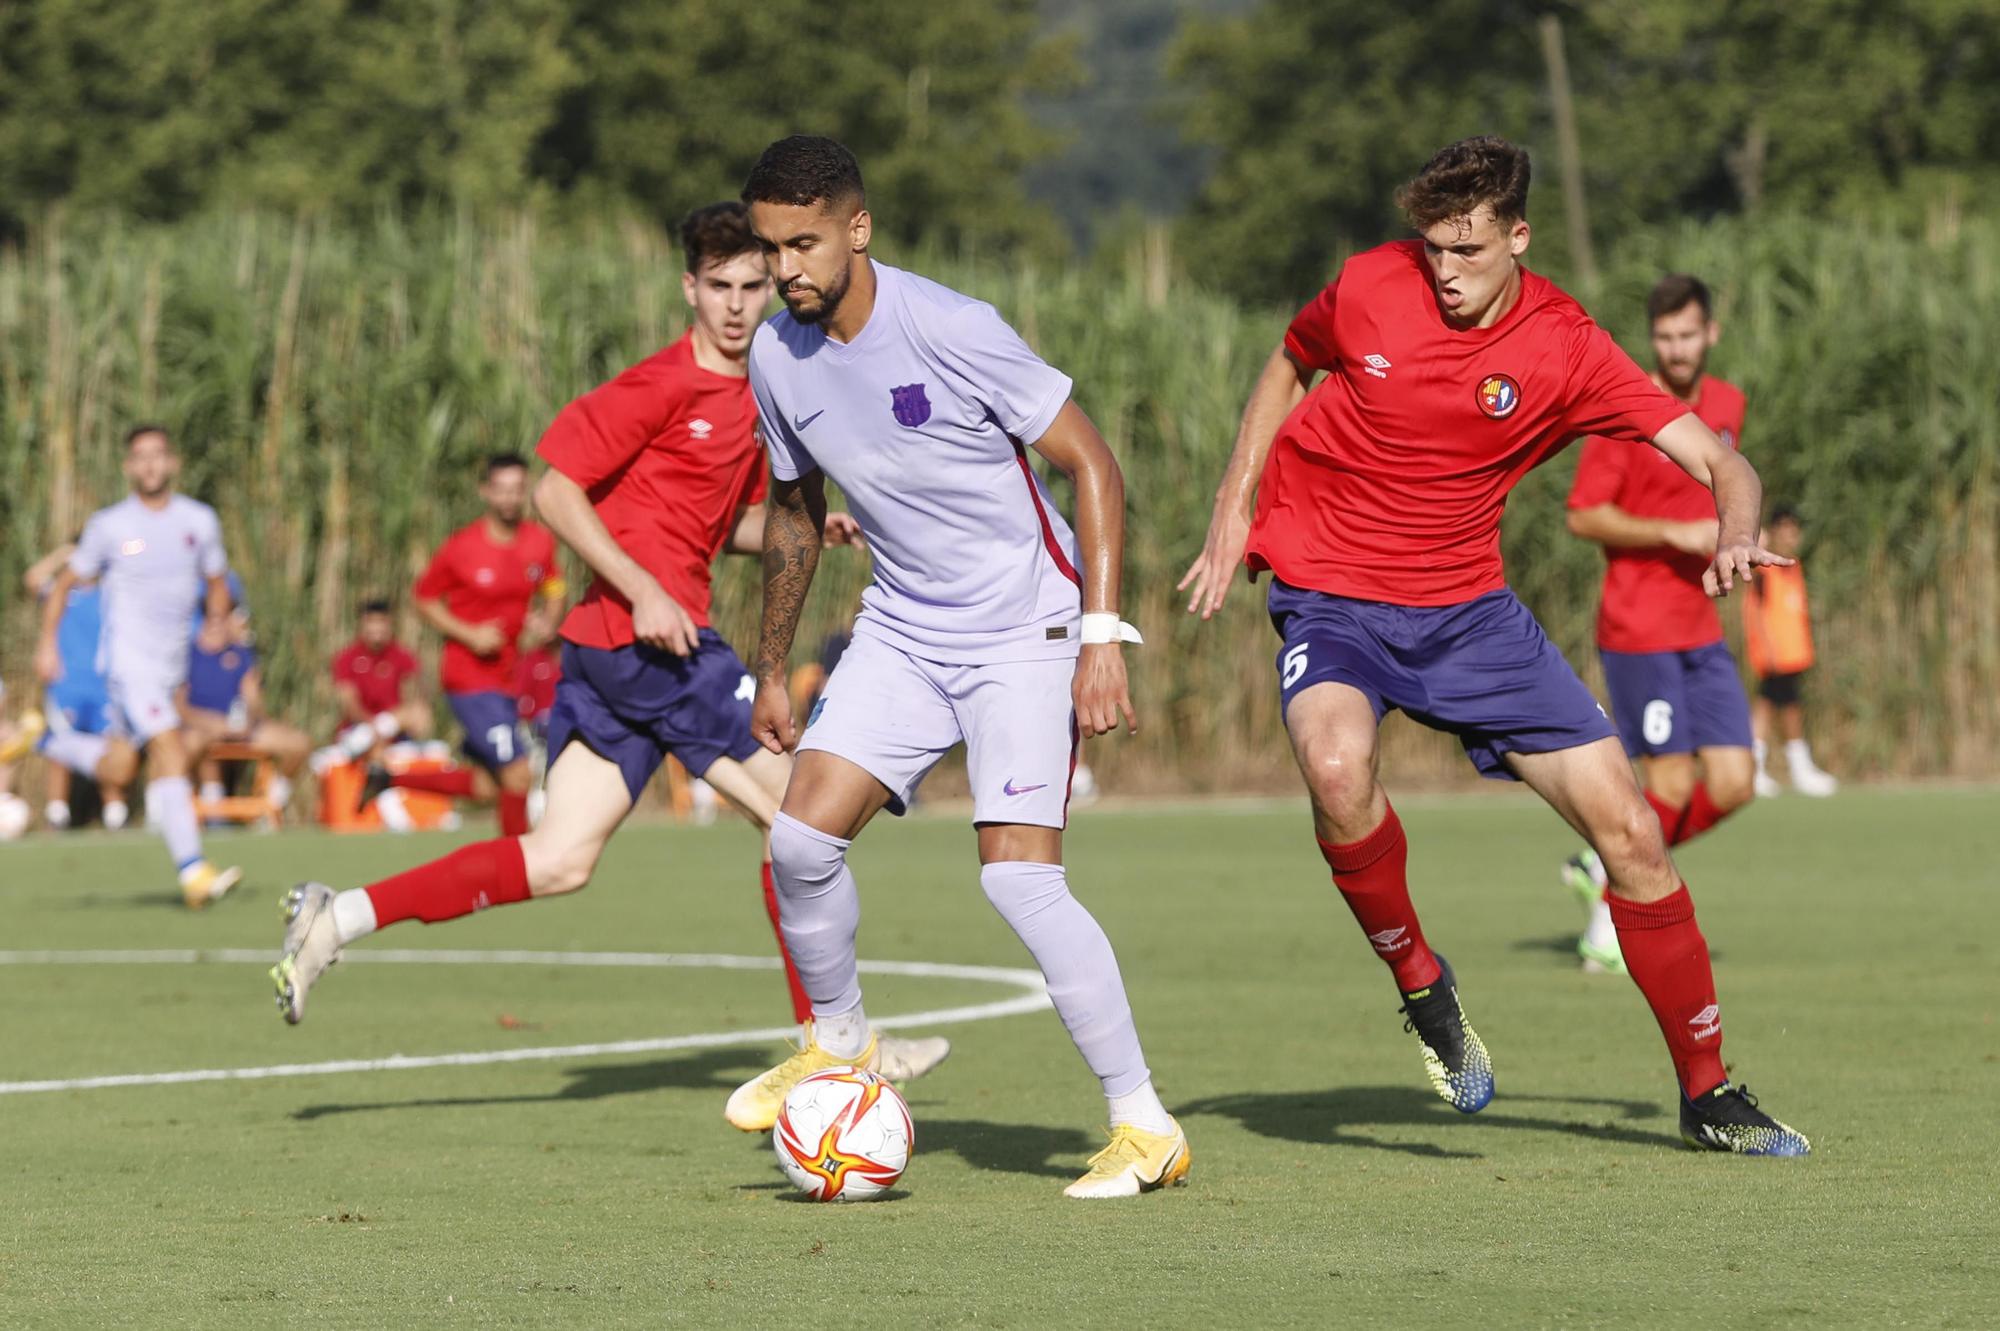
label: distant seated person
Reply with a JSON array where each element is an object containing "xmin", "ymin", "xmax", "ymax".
[
  {"xmin": 330, "ymin": 598, "xmax": 430, "ymax": 761},
  {"xmin": 22, "ymin": 540, "xmax": 130, "ymax": 830},
  {"xmin": 178, "ymin": 574, "xmax": 310, "ymax": 816}
]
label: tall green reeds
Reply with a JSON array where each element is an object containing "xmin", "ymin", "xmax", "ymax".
[{"xmin": 1, "ymin": 210, "xmax": 1994, "ymax": 789}]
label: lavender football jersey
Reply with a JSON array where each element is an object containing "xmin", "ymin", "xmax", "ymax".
[
  {"xmin": 750, "ymin": 262, "xmax": 1082, "ymax": 664},
  {"xmin": 69, "ymin": 494, "xmax": 229, "ymax": 687}
]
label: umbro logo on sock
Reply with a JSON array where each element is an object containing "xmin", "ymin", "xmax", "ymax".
[
  {"xmin": 1367, "ymin": 926, "xmax": 1410, "ymax": 953},
  {"xmin": 1687, "ymin": 1004, "xmax": 1721, "ymax": 1041}
]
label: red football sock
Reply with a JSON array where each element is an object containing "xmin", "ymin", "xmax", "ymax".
[
  {"xmin": 497, "ymin": 791, "xmax": 530, "ymax": 837},
  {"xmin": 1643, "ymin": 788, "xmax": 1689, "ymax": 844},
  {"xmin": 1673, "ymin": 782, "xmax": 1732, "ymax": 844},
  {"xmin": 1318, "ymin": 805, "xmax": 1440, "ymax": 992},
  {"xmin": 390, "ymin": 768, "xmax": 479, "ymax": 798},
  {"xmin": 1609, "ymin": 884, "xmax": 1728, "ymax": 1097},
  {"xmin": 365, "ymin": 837, "xmax": 531, "ymax": 928},
  {"xmin": 762, "ymin": 860, "xmax": 813, "ymax": 1025}
]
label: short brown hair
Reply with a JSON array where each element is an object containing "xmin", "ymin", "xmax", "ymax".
[
  {"xmin": 1396, "ymin": 136, "xmax": 1532, "ymax": 231},
  {"xmin": 680, "ymin": 201, "xmax": 760, "ymax": 274},
  {"xmin": 1647, "ymin": 273, "xmax": 1713, "ymax": 324}
]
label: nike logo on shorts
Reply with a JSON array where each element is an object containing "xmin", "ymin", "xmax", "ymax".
[
  {"xmin": 1003, "ymin": 779, "xmax": 1048, "ymax": 796},
  {"xmin": 793, "ymin": 409, "xmax": 826, "ymax": 431}
]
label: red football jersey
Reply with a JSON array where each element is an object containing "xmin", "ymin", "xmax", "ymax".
[
  {"xmin": 330, "ymin": 639, "xmax": 419, "ymax": 716},
  {"xmin": 535, "ymin": 334, "xmax": 765, "ymax": 650},
  {"xmin": 1247, "ymin": 241, "xmax": 1689, "ymax": 606},
  {"xmin": 413, "ymin": 519, "xmax": 560, "ymax": 694},
  {"xmin": 1568, "ymin": 376, "xmax": 1746, "ymax": 653}
]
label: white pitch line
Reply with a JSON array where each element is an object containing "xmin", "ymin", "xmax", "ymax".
[{"xmin": 0, "ymin": 949, "xmax": 1050, "ymax": 1098}]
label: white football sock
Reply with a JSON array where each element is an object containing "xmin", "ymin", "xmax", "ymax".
[
  {"xmin": 1107, "ymin": 1079, "xmax": 1176, "ymax": 1137},
  {"xmin": 148, "ymin": 775, "xmax": 203, "ymax": 871},
  {"xmin": 1785, "ymin": 738, "xmax": 1819, "ymax": 773},
  {"xmin": 44, "ymin": 799, "xmax": 71, "ymax": 830},
  {"xmin": 1753, "ymin": 738, "xmax": 1769, "ymax": 773},
  {"xmin": 332, "ymin": 888, "xmax": 378, "ymax": 944},
  {"xmin": 102, "ymin": 800, "xmax": 129, "ymax": 831},
  {"xmin": 1582, "ymin": 895, "xmax": 1618, "ymax": 954},
  {"xmin": 268, "ymin": 775, "xmax": 293, "ymax": 810},
  {"xmin": 814, "ymin": 1002, "xmax": 872, "ymax": 1060},
  {"xmin": 200, "ymin": 780, "xmax": 226, "ymax": 805}
]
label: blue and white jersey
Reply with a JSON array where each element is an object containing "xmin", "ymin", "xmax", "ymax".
[
  {"xmin": 69, "ymin": 494, "xmax": 229, "ymax": 688},
  {"xmin": 749, "ymin": 261, "xmax": 1082, "ymax": 665}
]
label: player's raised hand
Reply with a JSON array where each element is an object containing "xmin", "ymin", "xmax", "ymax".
[
  {"xmin": 751, "ymin": 677, "xmax": 798, "ymax": 754},
  {"xmin": 631, "ymin": 583, "xmax": 699, "ymax": 657},
  {"xmin": 1704, "ymin": 540, "xmax": 1793, "ymax": 598},
  {"xmin": 1073, "ymin": 644, "xmax": 1138, "ymax": 738},
  {"xmin": 1178, "ymin": 504, "xmax": 1252, "ymax": 620},
  {"xmin": 822, "ymin": 512, "xmax": 866, "ymax": 548}
]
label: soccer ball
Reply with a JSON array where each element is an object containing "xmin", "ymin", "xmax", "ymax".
[
  {"xmin": 772, "ymin": 1066, "xmax": 913, "ymax": 1202},
  {"xmin": 0, "ymin": 793, "xmax": 31, "ymax": 841}
]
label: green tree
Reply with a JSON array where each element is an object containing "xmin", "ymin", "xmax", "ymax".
[
  {"xmin": 533, "ymin": 0, "xmax": 1075, "ymax": 254},
  {"xmin": 1170, "ymin": 0, "xmax": 2000, "ymax": 304}
]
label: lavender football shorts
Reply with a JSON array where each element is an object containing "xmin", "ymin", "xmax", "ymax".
[
  {"xmin": 797, "ymin": 630, "xmax": 1079, "ymax": 828},
  {"xmin": 1268, "ymin": 580, "xmax": 1616, "ymax": 781},
  {"xmin": 1599, "ymin": 642, "xmax": 1754, "ymax": 757}
]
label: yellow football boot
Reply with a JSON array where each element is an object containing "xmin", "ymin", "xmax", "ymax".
[
  {"xmin": 1063, "ymin": 1118, "xmax": 1192, "ymax": 1199},
  {"xmin": 724, "ymin": 1024, "xmax": 880, "ymax": 1133},
  {"xmin": 179, "ymin": 861, "xmax": 243, "ymax": 911},
  {"xmin": 0, "ymin": 709, "xmax": 46, "ymax": 764}
]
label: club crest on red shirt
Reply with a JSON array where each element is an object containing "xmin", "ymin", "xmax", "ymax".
[{"xmin": 1476, "ymin": 374, "xmax": 1520, "ymax": 419}]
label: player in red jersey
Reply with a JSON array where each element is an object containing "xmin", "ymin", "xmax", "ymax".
[
  {"xmin": 1181, "ymin": 138, "xmax": 1809, "ymax": 1154},
  {"xmin": 1561, "ymin": 274, "xmax": 1759, "ymax": 973},
  {"xmin": 271, "ymin": 203, "xmax": 951, "ymax": 1114},
  {"xmin": 328, "ymin": 599, "xmax": 430, "ymax": 762},
  {"xmin": 356, "ymin": 455, "xmax": 564, "ymax": 836}
]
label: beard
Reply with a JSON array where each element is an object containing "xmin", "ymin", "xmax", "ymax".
[{"xmin": 784, "ymin": 263, "xmax": 852, "ymax": 327}]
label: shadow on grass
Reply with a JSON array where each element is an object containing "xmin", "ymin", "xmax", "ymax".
[
  {"xmin": 913, "ymin": 1118, "xmax": 1100, "ymax": 1180},
  {"xmin": 1176, "ymin": 1085, "xmax": 1673, "ymax": 1157},
  {"xmin": 288, "ymin": 1047, "xmax": 772, "ymax": 1121},
  {"xmin": 1510, "ymin": 932, "xmax": 1724, "ymax": 965}
]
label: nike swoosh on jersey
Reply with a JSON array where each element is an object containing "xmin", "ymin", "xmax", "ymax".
[
  {"xmin": 793, "ymin": 409, "xmax": 826, "ymax": 431},
  {"xmin": 1002, "ymin": 779, "xmax": 1048, "ymax": 796}
]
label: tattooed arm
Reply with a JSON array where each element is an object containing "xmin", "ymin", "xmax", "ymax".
[{"xmin": 750, "ymin": 468, "xmax": 830, "ymax": 754}]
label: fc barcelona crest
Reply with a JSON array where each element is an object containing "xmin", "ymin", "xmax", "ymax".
[{"xmin": 890, "ymin": 383, "xmax": 932, "ymax": 428}]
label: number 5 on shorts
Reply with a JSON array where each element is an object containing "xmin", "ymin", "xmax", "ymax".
[{"xmin": 1282, "ymin": 642, "xmax": 1311, "ymax": 690}]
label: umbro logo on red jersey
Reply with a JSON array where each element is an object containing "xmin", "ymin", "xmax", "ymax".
[
  {"xmin": 1366, "ymin": 926, "xmax": 1410, "ymax": 953},
  {"xmin": 689, "ymin": 418, "xmax": 713, "ymax": 439},
  {"xmin": 1363, "ymin": 354, "xmax": 1392, "ymax": 379}
]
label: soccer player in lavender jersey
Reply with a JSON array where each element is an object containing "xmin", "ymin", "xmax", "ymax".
[
  {"xmin": 1561, "ymin": 274, "xmax": 1760, "ymax": 973},
  {"xmin": 1181, "ymin": 138, "xmax": 1809, "ymax": 1155},
  {"xmin": 269, "ymin": 203, "xmax": 949, "ymax": 1108},
  {"xmin": 33, "ymin": 427, "xmax": 242, "ymax": 908},
  {"xmin": 738, "ymin": 137, "xmax": 1189, "ymax": 1199},
  {"xmin": 355, "ymin": 455, "xmax": 565, "ymax": 837}
]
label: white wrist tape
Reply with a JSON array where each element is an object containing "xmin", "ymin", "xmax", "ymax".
[{"xmin": 1080, "ymin": 613, "xmax": 1144, "ymax": 646}]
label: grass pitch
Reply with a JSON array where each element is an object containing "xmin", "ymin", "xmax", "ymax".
[{"xmin": 1, "ymin": 788, "xmax": 1995, "ymax": 1327}]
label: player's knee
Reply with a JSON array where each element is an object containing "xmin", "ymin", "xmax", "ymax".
[
  {"xmin": 769, "ymin": 813, "xmax": 846, "ymax": 897},
  {"xmin": 1598, "ymin": 798, "xmax": 1671, "ymax": 877},
  {"xmin": 526, "ymin": 834, "xmax": 600, "ymax": 896},
  {"xmin": 1709, "ymin": 769, "xmax": 1755, "ymax": 812},
  {"xmin": 1296, "ymin": 735, "xmax": 1377, "ymax": 825}
]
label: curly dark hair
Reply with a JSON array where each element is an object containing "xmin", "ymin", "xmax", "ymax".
[
  {"xmin": 1647, "ymin": 272, "xmax": 1713, "ymax": 323},
  {"xmin": 679, "ymin": 201, "xmax": 759, "ymax": 274},
  {"xmin": 741, "ymin": 136, "xmax": 865, "ymax": 211},
  {"xmin": 1395, "ymin": 136, "xmax": 1532, "ymax": 230}
]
